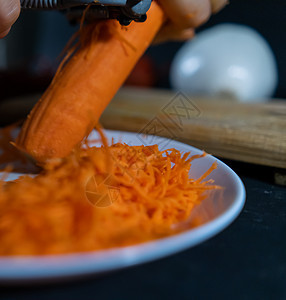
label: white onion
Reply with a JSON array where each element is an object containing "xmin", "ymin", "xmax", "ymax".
[{"xmin": 170, "ymin": 24, "xmax": 278, "ymax": 102}]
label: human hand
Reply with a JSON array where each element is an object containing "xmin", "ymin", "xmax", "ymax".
[
  {"xmin": 156, "ymin": 0, "xmax": 228, "ymax": 43},
  {"xmin": 0, "ymin": 0, "xmax": 20, "ymax": 38}
]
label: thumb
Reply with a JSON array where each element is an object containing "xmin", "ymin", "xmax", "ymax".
[
  {"xmin": 159, "ymin": 0, "xmax": 211, "ymax": 29},
  {"xmin": 0, "ymin": 0, "xmax": 20, "ymax": 38}
]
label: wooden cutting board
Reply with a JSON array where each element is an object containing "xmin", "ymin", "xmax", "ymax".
[
  {"xmin": 1, "ymin": 88, "xmax": 286, "ymax": 169},
  {"xmin": 101, "ymin": 88, "xmax": 286, "ymax": 169}
]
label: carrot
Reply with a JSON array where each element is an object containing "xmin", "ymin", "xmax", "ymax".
[
  {"xmin": 16, "ymin": 1, "xmax": 165, "ymax": 162},
  {"xmin": 0, "ymin": 129, "xmax": 220, "ymax": 255}
]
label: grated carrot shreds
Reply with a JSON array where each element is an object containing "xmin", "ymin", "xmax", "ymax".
[{"xmin": 0, "ymin": 129, "xmax": 220, "ymax": 256}]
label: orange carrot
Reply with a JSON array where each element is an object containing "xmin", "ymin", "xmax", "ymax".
[
  {"xmin": 0, "ymin": 129, "xmax": 219, "ymax": 255},
  {"xmin": 16, "ymin": 2, "xmax": 165, "ymax": 162}
]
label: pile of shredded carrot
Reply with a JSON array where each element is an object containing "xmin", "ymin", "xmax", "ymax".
[{"xmin": 0, "ymin": 128, "xmax": 219, "ymax": 256}]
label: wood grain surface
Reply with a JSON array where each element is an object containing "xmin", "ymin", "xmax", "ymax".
[{"xmin": 101, "ymin": 88, "xmax": 286, "ymax": 169}]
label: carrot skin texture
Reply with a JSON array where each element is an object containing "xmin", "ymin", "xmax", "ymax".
[{"xmin": 16, "ymin": 2, "xmax": 165, "ymax": 162}]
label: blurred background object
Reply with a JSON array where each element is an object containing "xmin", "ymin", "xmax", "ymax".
[{"xmin": 170, "ymin": 24, "xmax": 278, "ymax": 102}]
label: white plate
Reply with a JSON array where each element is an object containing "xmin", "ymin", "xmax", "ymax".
[{"xmin": 0, "ymin": 130, "xmax": 245, "ymax": 283}]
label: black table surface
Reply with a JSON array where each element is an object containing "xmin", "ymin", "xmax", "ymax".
[{"xmin": 1, "ymin": 160, "xmax": 286, "ymax": 300}]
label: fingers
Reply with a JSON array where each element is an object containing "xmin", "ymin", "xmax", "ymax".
[
  {"xmin": 0, "ymin": 27, "xmax": 11, "ymax": 39},
  {"xmin": 154, "ymin": 24, "xmax": 194, "ymax": 44},
  {"xmin": 156, "ymin": 0, "xmax": 228, "ymax": 43},
  {"xmin": 0, "ymin": 0, "xmax": 20, "ymax": 38},
  {"xmin": 159, "ymin": 0, "xmax": 211, "ymax": 29},
  {"xmin": 210, "ymin": 0, "xmax": 229, "ymax": 13}
]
